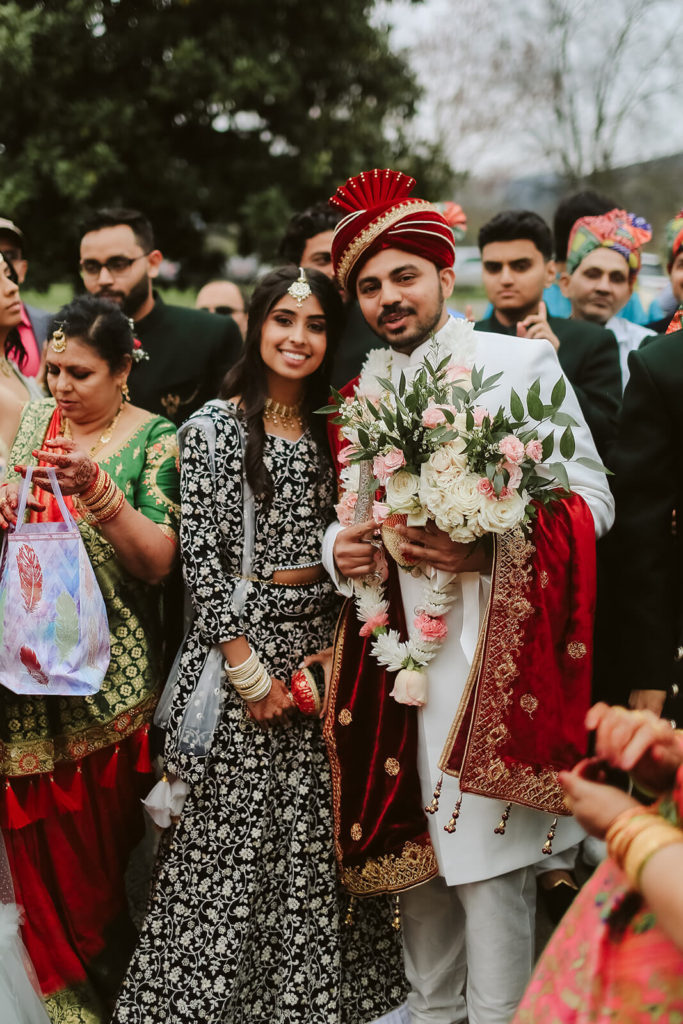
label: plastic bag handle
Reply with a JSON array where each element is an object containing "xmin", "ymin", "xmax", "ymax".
[{"xmin": 14, "ymin": 466, "xmax": 77, "ymax": 532}]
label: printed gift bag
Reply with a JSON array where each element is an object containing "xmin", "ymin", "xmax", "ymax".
[{"xmin": 0, "ymin": 467, "xmax": 110, "ymax": 696}]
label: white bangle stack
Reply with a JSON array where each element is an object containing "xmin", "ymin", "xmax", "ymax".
[{"xmin": 224, "ymin": 649, "xmax": 272, "ymax": 703}]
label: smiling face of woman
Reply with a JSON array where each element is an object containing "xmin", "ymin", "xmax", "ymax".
[
  {"xmin": 0, "ymin": 257, "xmax": 22, "ymax": 335},
  {"xmin": 259, "ymin": 294, "xmax": 328, "ymax": 393},
  {"xmin": 45, "ymin": 336, "xmax": 130, "ymax": 425}
]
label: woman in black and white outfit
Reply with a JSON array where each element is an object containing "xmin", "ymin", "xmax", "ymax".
[{"xmin": 112, "ymin": 266, "xmax": 406, "ymax": 1024}]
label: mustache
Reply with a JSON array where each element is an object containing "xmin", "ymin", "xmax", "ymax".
[{"xmin": 378, "ymin": 304, "xmax": 415, "ymax": 326}]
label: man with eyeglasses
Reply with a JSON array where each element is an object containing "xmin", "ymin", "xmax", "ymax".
[
  {"xmin": 195, "ymin": 279, "xmax": 247, "ymax": 339},
  {"xmin": 79, "ymin": 208, "xmax": 242, "ymax": 424}
]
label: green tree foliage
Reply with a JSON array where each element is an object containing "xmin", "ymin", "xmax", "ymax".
[{"xmin": 0, "ymin": 0, "xmax": 452, "ymax": 285}]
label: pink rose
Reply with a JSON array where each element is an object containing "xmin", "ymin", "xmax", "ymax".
[
  {"xmin": 525, "ymin": 439, "xmax": 543, "ymax": 463},
  {"xmin": 414, "ymin": 613, "xmax": 448, "ymax": 642},
  {"xmin": 503, "ymin": 461, "xmax": 522, "ymax": 490},
  {"xmin": 445, "ymin": 363, "xmax": 470, "ymax": 383},
  {"xmin": 373, "ymin": 448, "xmax": 405, "ymax": 485},
  {"xmin": 372, "ymin": 500, "xmax": 390, "ymax": 524},
  {"xmin": 472, "ymin": 406, "xmax": 489, "ymax": 427},
  {"xmin": 335, "ymin": 491, "xmax": 358, "ymax": 526},
  {"xmin": 498, "ymin": 435, "xmax": 526, "ymax": 465},
  {"xmin": 422, "ymin": 404, "xmax": 447, "ymax": 428},
  {"xmin": 359, "ymin": 612, "xmax": 389, "ymax": 637},
  {"xmin": 477, "ymin": 477, "xmax": 495, "ymax": 499}
]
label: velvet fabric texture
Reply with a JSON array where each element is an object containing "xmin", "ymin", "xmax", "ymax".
[{"xmin": 441, "ymin": 494, "xmax": 596, "ymax": 814}]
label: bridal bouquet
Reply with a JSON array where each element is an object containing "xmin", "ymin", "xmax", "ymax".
[{"xmin": 321, "ymin": 320, "xmax": 605, "ymax": 706}]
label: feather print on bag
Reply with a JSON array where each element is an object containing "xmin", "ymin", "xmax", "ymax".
[
  {"xmin": 16, "ymin": 544, "xmax": 43, "ymax": 612},
  {"xmin": 20, "ymin": 646, "xmax": 49, "ymax": 687}
]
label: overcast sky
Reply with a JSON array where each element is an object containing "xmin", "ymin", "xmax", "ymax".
[{"xmin": 377, "ymin": 0, "xmax": 683, "ymax": 178}]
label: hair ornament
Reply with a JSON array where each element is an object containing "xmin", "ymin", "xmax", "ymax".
[
  {"xmin": 50, "ymin": 326, "xmax": 67, "ymax": 353},
  {"xmin": 287, "ymin": 267, "xmax": 313, "ymax": 307},
  {"xmin": 132, "ymin": 337, "xmax": 149, "ymax": 363}
]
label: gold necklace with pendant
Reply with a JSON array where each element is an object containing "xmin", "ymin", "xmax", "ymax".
[{"xmin": 61, "ymin": 401, "xmax": 126, "ymax": 457}]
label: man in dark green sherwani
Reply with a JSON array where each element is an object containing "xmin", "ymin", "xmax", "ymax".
[{"xmin": 79, "ymin": 208, "xmax": 242, "ymax": 426}]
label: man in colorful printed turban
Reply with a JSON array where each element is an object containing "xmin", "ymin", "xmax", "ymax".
[
  {"xmin": 561, "ymin": 209, "xmax": 656, "ymax": 388},
  {"xmin": 647, "ymin": 208, "xmax": 683, "ymax": 334},
  {"xmin": 321, "ymin": 168, "xmax": 614, "ymax": 1024}
]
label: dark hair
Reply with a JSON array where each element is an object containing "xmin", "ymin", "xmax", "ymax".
[
  {"xmin": 1, "ymin": 255, "xmax": 27, "ymax": 370},
  {"xmin": 553, "ymin": 190, "xmax": 615, "ymax": 262},
  {"xmin": 52, "ymin": 295, "xmax": 134, "ymax": 372},
  {"xmin": 277, "ymin": 202, "xmax": 342, "ymax": 265},
  {"xmin": 220, "ymin": 265, "xmax": 344, "ymax": 502},
  {"xmin": 478, "ymin": 210, "xmax": 553, "ymax": 261},
  {"xmin": 80, "ymin": 207, "xmax": 155, "ymax": 252}
]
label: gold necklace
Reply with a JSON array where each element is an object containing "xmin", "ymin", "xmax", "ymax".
[
  {"xmin": 61, "ymin": 401, "xmax": 126, "ymax": 457},
  {"xmin": 0, "ymin": 357, "xmax": 11, "ymax": 377},
  {"xmin": 263, "ymin": 397, "xmax": 305, "ymax": 429}
]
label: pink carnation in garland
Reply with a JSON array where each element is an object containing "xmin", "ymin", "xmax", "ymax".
[
  {"xmin": 525, "ymin": 439, "xmax": 543, "ymax": 463},
  {"xmin": 335, "ymin": 491, "xmax": 358, "ymax": 525},
  {"xmin": 360, "ymin": 612, "xmax": 390, "ymax": 637},
  {"xmin": 414, "ymin": 613, "xmax": 448, "ymax": 642}
]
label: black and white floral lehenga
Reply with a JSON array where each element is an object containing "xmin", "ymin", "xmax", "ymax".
[{"xmin": 112, "ymin": 402, "xmax": 406, "ymax": 1024}]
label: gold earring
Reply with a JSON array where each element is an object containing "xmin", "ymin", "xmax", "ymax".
[{"xmin": 121, "ymin": 382, "xmax": 130, "ymax": 402}]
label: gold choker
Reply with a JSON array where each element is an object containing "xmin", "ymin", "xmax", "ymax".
[{"xmin": 263, "ymin": 398, "xmax": 305, "ymax": 428}]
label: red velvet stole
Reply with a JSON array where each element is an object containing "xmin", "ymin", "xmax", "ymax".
[
  {"xmin": 440, "ymin": 494, "xmax": 596, "ymax": 814},
  {"xmin": 325, "ymin": 385, "xmax": 438, "ymax": 894},
  {"xmin": 323, "ymin": 583, "xmax": 438, "ymax": 896}
]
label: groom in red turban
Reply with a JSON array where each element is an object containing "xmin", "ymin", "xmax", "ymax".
[{"xmin": 321, "ymin": 168, "xmax": 614, "ymax": 1024}]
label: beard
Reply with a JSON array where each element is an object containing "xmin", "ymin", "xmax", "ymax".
[
  {"xmin": 372, "ymin": 298, "xmax": 445, "ymax": 354},
  {"xmin": 95, "ymin": 273, "xmax": 151, "ymax": 319}
]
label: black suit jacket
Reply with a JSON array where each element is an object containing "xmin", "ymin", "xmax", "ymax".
[
  {"xmin": 475, "ymin": 313, "xmax": 622, "ymax": 462},
  {"xmin": 611, "ymin": 328, "xmax": 683, "ymax": 695},
  {"xmin": 132, "ymin": 292, "xmax": 242, "ymax": 425}
]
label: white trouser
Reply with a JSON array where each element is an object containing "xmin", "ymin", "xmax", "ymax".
[{"xmin": 400, "ymin": 868, "xmax": 536, "ymax": 1024}]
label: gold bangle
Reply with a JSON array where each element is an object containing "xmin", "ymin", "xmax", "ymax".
[
  {"xmin": 96, "ymin": 486, "xmax": 126, "ymax": 523},
  {"xmin": 80, "ymin": 470, "xmax": 114, "ymax": 509},
  {"xmin": 623, "ymin": 823, "xmax": 683, "ymax": 889}
]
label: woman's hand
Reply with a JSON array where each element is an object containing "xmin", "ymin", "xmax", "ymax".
[
  {"xmin": 0, "ymin": 481, "xmax": 45, "ymax": 528},
  {"xmin": 16, "ymin": 437, "xmax": 98, "ymax": 496},
  {"xmin": 300, "ymin": 647, "xmax": 334, "ymax": 718},
  {"xmin": 586, "ymin": 702, "xmax": 682, "ymax": 795},
  {"xmin": 560, "ymin": 760, "xmax": 639, "ymax": 839},
  {"xmin": 247, "ymin": 675, "xmax": 295, "ymax": 726}
]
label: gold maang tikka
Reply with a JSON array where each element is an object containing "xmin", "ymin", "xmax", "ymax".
[
  {"xmin": 50, "ymin": 327, "xmax": 67, "ymax": 353},
  {"xmin": 287, "ymin": 266, "xmax": 312, "ymax": 307}
]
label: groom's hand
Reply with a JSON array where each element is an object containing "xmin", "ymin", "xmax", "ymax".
[
  {"xmin": 395, "ymin": 522, "xmax": 493, "ymax": 574},
  {"xmin": 333, "ymin": 519, "xmax": 380, "ymax": 578}
]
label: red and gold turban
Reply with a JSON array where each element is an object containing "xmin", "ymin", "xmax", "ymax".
[
  {"xmin": 566, "ymin": 208, "xmax": 652, "ymax": 281},
  {"xmin": 329, "ymin": 168, "xmax": 456, "ymax": 292}
]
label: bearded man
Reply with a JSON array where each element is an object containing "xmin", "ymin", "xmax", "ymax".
[
  {"xmin": 320, "ymin": 169, "xmax": 614, "ymax": 1024},
  {"xmin": 79, "ymin": 208, "xmax": 242, "ymax": 424}
]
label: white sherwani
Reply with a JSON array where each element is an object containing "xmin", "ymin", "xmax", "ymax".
[{"xmin": 322, "ymin": 319, "xmax": 615, "ymax": 887}]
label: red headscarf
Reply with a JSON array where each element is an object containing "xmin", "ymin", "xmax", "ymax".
[{"xmin": 329, "ymin": 169, "xmax": 456, "ymax": 292}]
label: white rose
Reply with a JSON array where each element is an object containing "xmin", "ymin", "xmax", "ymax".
[
  {"xmin": 477, "ymin": 490, "xmax": 527, "ymax": 534},
  {"xmin": 428, "ymin": 439, "xmax": 468, "ymax": 474},
  {"xmin": 443, "ymin": 473, "xmax": 482, "ymax": 519},
  {"xmin": 385, "ymin": 469, "xmax": 421, "ymax": 513},
  {"xmin": 446, "ymin": 521, "xmax": 479, "ymax": 543}
]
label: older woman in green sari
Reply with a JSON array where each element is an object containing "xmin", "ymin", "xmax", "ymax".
[{"xmin": 0, "ymin": 295, "xmax": 179, "ymax": 1024}]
